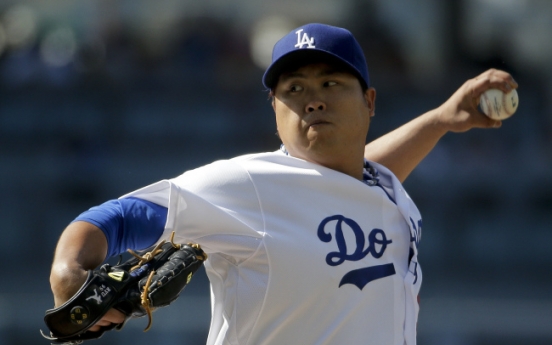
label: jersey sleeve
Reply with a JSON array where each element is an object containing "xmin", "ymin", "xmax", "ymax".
[
  {"xmin": 122, "ymin": 158, "xmax": 265, "ymax": 259},
  {"xmin": 73, "ymin": 197, "xmax": 167, "ymax": 257}
]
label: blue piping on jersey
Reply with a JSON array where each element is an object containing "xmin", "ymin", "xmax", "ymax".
[{"xmin": 363, "ymin": 160, "xmax": 396, "ymax": 204}]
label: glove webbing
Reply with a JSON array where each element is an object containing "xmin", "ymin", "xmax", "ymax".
[{"xmin": 126, "ymin": 232, "xmax": 207, "ymax": 332}]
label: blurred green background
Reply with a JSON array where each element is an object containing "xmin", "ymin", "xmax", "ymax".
[{"xmin": 0, "ymin": 0, "xmax": 551, "ymax": 344}]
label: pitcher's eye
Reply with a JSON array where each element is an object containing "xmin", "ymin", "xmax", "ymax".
[
  {"xmin": 290, "ymin": 85, "xmax": 303, "ymax": 92},
  {"xmin": 324, "ymin": 81, "xmax": 338, "ymax": 87}
]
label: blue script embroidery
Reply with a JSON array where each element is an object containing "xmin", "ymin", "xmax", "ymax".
[
  {"xmin": 318, "ymin": 215, "xmax": 392, "ymax": 266},
  {"xmin": 317, "ymin": 215, "xmax": 395, "ymax": 289},
  {"xmin": 339, "ymin": 264, "xmax": 396, "ymax": 290},
  {"xmin": 408, "ymin": 217, "xmax": 422, "ymax": 284}
]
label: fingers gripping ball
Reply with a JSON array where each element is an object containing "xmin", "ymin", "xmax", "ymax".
[
  {"xmin": 479, "ymin": 88, "xmax": 519, "ymax": 120},
  {"xmin": 41, "ymin": 233, "xmax": 207, "ymax": 344}
]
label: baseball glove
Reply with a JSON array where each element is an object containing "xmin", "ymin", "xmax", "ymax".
[{"xmin": 41, "ymin": 232, "xmax": 207, "ymax": 344}]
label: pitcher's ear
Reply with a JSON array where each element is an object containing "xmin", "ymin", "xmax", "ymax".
[{"xmin": 364, "ymin": 87, "xmax": 376, "ymax": 117}]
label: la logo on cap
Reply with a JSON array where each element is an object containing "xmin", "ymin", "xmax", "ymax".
[{"xmin": 294, "ymin": 29, "xmax": 315, "ymax": 49}]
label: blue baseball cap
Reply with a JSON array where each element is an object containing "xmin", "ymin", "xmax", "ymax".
[{"xmin": 262, "ymin": 23, "xmax": 370, "ymax": 89}]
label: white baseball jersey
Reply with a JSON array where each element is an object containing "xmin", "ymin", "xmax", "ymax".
[{"xmin": 124, "ymin": 150, "xmax": 422, "ymax": 345}]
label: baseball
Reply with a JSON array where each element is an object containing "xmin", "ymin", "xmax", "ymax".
[{"xmin": 479, "ymin": 88, "xmax": 519, "ymax": 120}]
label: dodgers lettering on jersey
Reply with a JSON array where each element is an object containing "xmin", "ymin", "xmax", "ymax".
[
  {"xmin": 318, "ymin": 215, "xmax": 396, "ymax": 290},
  {"xmin": 123, "ymin": 151, "xmax": 422, "ymax": 345},
  {"xmin": 408, "ymin": 217, "xmax": 422, "ymax": 284}
]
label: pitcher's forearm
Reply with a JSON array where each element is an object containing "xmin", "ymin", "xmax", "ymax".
[
  {"xmin": 365, "ymin": 109, "xmax": 447, "ymax": 182},
  {"xmin": 365, "ymin": 69, "xmax": 516, "ymax": 183},
  {"xmin": 50, "ymin": 221, "xmax": 108, "ymax": 306}
]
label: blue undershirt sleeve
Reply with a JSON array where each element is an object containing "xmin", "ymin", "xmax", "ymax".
[{"xmin": 73, "ymin": 197, "xmax": 167, "ymax": 258}]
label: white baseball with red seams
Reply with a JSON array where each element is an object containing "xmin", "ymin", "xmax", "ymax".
[{"xmin": 479, "ymin": 88, "xmax": 519, "ymax": 120}]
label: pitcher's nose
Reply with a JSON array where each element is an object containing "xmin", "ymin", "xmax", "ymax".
[{"xmin": 305, "ymin": 100, "xmax": 326, "ymax": 113}]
